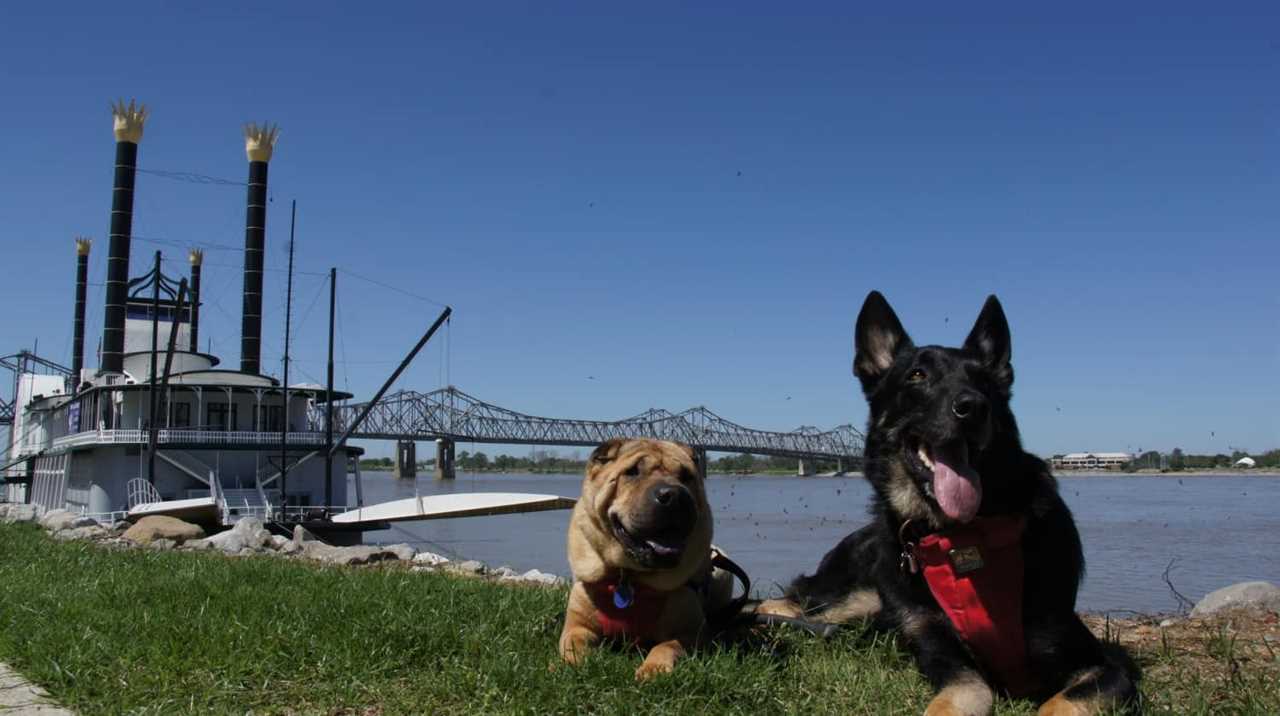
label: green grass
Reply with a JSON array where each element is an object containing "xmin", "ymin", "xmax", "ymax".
[{"xmin": 0, "ymin": 524, "xmax": 1275, "ymax": 715}]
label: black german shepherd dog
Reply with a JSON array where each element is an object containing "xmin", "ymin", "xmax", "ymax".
[{"xmin": 759, "ymin": 292, "xmax": 1137, "ymax": 716}]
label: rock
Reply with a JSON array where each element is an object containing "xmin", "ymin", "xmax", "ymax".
[
  {"xmin": 70, "ymin": 516, "xmax": 100, "ymax": 529},
  {"xmin": 412, "ymin": 551, "xmax": 450, "ymax": 567},
  {"xmin": 123, "ymin": 516, "xmax": 206, "ymax": 545},
  {"xmin": 1192, "ymin": 581, "xmax": 1280, "ymax": 616},
  {"xmin": 39, "ymin": 509, "xmax": 78, "ymax": 532},
  {"xmin": 292, "ymin": 524, "xmax": 322, "ymax": 546},
  {"xmin": 303, "ymin": 543, "xmax": 400, "ymax": 566},
  {"xmin": 384, "ymin": 543, "xmax": 417, "ymax": 561},
  {"xmin": 1, "ymin": 504, "xmax": 40, "ymax": 524},
  {"xmin": 110, "ymin": 520, "xmax": 131, "ymax": 534},
  {"xmin": 519, "ymin": 568, "xmax": 563, "ymax": 586},
  {"xmin": 445, "ymin": 559, "xmax": 486, "ymax": 576},
  {"xmin": 148, "ymin": 538, "xmax": 177, "ymax": 551},
  {"xmin": 491, "ymin": 565, "xmax": 518, "ymax": 578},
  {"xmin": 269, "ymin": 535, "xmax": 291, "ymax": 551},
  {"xmin": 53, "ymin": 525, "xmax": 107, "ymax": 542},
  {"xmin": 278, "ymin": 541, "xmax": 302, "ymax": 555},
  {"xmin": 1159, "ymin": 618, "xmax": 1179, "ymax": 628},
  {"xmin": 202, "ymin": 518, "xmax": 273, "ymax": 554}
]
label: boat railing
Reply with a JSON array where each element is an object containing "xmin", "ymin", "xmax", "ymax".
[
  {"xmin": 126, "ymin": 478, "xmax": 162, "ymax": 510},
  {"xmin": 52, "ymin": 428, "xmax": 327, "ymax": 450},
  {"xmin": 254, "ymin": 473, "xmax": 273, "ymax": 518}
]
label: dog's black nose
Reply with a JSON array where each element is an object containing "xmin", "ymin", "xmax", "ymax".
[
  {"xmin": 952, "ymin": 391, "xmax": 988, "ymax": 421},
  {"xmin": 650, "ymin": 484, "xmax": 694, "ymax": 516}
]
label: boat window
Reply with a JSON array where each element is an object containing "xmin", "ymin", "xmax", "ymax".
[
  {"xmin": 255, "ymin": 404, "xmax": 283, "ymax": 432},
  {"xmin": 206, "ymin": 402, "xmax": 238, "ymax": 431},
  {"xmin": 173, "ymin": 403, "xmax": 191, "ymax": 428}
]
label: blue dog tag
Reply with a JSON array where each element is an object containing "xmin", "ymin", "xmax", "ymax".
[{"xmin": 613, "ymin": 580, "xmax": 634, "ymax": 609}]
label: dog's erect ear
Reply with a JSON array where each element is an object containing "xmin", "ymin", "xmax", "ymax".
[
  {"xmin": 963, "ymin": 295, "xmax": 1013, "ymax": 387},
  {"xmin": 589, "ymin": 438, "xmax": 626, "ymax": 468},
  {"xmin": 854, "ymin": 291, "xmax": 914, "ymax": 394}
]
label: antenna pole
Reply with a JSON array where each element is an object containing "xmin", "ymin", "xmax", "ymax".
[
  {"xmin": 279, "ymin": 199, "xmax": 296, "ymax": 519},
  {"xmin": 148, "ymin": 251, "xmax": 161, "ymax": 485},
  {"xmin": 151, "ymin": 278, "xmax": 188, "ymax": 484},
  {"xmin": 324, "ymin": 267, "xmax": 336, "ymax": 512}
]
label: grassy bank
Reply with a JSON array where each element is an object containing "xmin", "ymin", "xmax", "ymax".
[{"xmin": 0, "ymin": 524, "xmax": 1275, "ymax": 715}]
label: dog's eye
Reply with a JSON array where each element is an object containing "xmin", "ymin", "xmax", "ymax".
[
  {"xmin": 908, "ymin": 368, "xmax": 927, "ymax": 382},
  {"xmin": 624, "ymin": 463, "xmax": 640, "ymax": 478}
]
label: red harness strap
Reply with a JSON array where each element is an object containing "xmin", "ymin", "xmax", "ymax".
[
  {"xmin": 914, "ymin": 516, "xmax": 1036, "ymax": 697},
  {"xmin": 583, "ymin": 580, "xmax": 671, "ymax": 643}
]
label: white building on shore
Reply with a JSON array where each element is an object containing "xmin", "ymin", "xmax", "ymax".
[{"xmin": 1051, "ymin": 452, "xmax": 1134, "ymax": 471}]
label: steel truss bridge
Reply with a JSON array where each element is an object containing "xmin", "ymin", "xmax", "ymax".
[{"xmin": 326, "ymin": 386, "xmax": 864, "ymax": 465}]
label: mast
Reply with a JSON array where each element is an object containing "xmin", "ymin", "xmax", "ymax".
[
  {"xmin": 279, "ymin": 200, "xmax": 296, "ymax": 517},
  {"xmin": 150, "ymin": 278, "xmax": 188, "ymax": 485},
  {"xmin": 325, "ymin": 267, "xmax": 336, "ymax": 511},
  {"xmin": 147, "ymin": 250, "xmax": 160, "ymax": 484}
]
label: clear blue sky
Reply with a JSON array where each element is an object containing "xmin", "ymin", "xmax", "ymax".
[{"xmin": 2, "ymin": 2, "xmax": 1276, "ymax": 458}]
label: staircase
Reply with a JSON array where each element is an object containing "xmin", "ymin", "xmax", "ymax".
[{"xmin": 220, "ymin": 488, "xmax": 273, "ymax": 523}]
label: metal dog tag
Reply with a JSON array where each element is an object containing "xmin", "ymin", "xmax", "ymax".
[
  {"xmin": 948, "ymin": 546, "xmax": 984, "ymax": 574},
  {"xmin": 899, "ymin": 544, "xmax": 919, "ymax": 574},
  {"xmin": 614, "ymin": 581, "xmax": 634, "ymax": 609}
]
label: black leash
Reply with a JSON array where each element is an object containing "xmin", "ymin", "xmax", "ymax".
[
  {"xmin": 705, "ymin": 550, "xmax": 839, "ymax": 638},
  {"xmin": 706, "ymin": 549, "xmax": 752, "ymax": 627}
]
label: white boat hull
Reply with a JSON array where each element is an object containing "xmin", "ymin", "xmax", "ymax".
[
  {"xmin": 127, "ymin": 496, "xmax": 218, "ymax": 523},
  {"xmin": 331, "ymin": 492, "xmax": 575, "ymax": 525}
]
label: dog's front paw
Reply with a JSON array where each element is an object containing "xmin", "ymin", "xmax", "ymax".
[
  {"xmin": 634, "ymin": 658, "xmax": 675, "ymax": 682},
  {"xmin": 1036, "ymin": 694, "xmax": 1091, "ymax": 716},
  {"xmin": 923, "ymin": 676, "xmax": 994, "ymax": 716},
  {"xmin": 558, "ymin": 627, "xmax": 598, "ymax": 666},
  {"xmin": 756, "ymin": 598, "xmax": 805, "ymax": 619},
  {"xmin": 634, "ymin": 639, "xmax": 685, "ymax": 682}
]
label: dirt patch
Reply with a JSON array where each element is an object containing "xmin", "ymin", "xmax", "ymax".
[{"xmin": 1083, "ymin": 608, "xmax": 1280, "ymax": 711}]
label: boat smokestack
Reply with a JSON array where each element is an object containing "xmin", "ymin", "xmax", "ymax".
[
  {"xmin": 71, "ymin": 237, "xmax": 91, "ymax": 385},
  {"xmin": 239, "ymin": 122, "xmax": 278, "ymax": 375},
  {"xmin": 100, "ymin": 99, "xmax": 147, "ymax": 375},
  {"xmin": 188, "ymin": 248, "xmax": 203, "ymax": 352}
]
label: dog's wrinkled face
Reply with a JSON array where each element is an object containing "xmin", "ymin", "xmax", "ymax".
[
  {"xmin": 853, "ymin": 291, "xmax": 1016, "ymax": 527},
  {"xmin": 586, "ymin": 439, "xmax": 707, "ymax": 569}
]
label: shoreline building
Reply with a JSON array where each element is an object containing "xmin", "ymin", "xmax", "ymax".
[{"xmin": 1051, "ymin": 452, "xmax": 1134, "ymax": 471}]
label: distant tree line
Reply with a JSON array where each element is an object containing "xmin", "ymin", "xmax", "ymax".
[
  {"xmin": 1118, "ymin": 448, "xmax": 1279, "ymax": 472},
  {"xmin": 709, "ymin": 453, "xmax": 839, "ymax": 474}
]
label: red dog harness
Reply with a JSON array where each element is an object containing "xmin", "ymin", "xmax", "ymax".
[
  {"xmin": 583, "ymin": 579, "xmax": 670, "ymax": 643},
  {"xmin": 909, "ymin": 516, "xmax": 1036, "ymax": 697}
]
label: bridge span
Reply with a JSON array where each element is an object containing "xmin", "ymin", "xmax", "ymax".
[{"xmin": 324, "ymin": 386, "xmax": 864, "ymax": 478}]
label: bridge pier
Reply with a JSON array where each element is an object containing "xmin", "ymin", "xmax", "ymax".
[
  {"xmin": 797, "ymin": 459, "xmax": 813, "ymax": 477},
  {"xmin": 835, "ymin": 458, "xmax": 845, "ymax": 476},
  {"xmin": 394, "ymin": 440, "xmax": 416, "ymax": 479},
  {"xmin": 434, "ymin": 438, "xmax": 455, "ymax": 480},
  {"xmin": 693, "ymin": 447, "xmax": 707, "ymax": 479}
]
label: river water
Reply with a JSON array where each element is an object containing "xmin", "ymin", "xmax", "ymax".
[{"xmin": 351, "ymin": 471, "xmax": 1279, "ymax": 614}]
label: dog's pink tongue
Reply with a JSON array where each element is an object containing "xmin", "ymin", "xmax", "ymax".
[{"xmin": 932, "ymin": 444, "xmax": 982, "ymax": 523}]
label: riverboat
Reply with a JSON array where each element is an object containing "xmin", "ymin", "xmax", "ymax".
[{"xmin": 2, "ymin": 101, "xmax": 572, "ymax": 543}]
